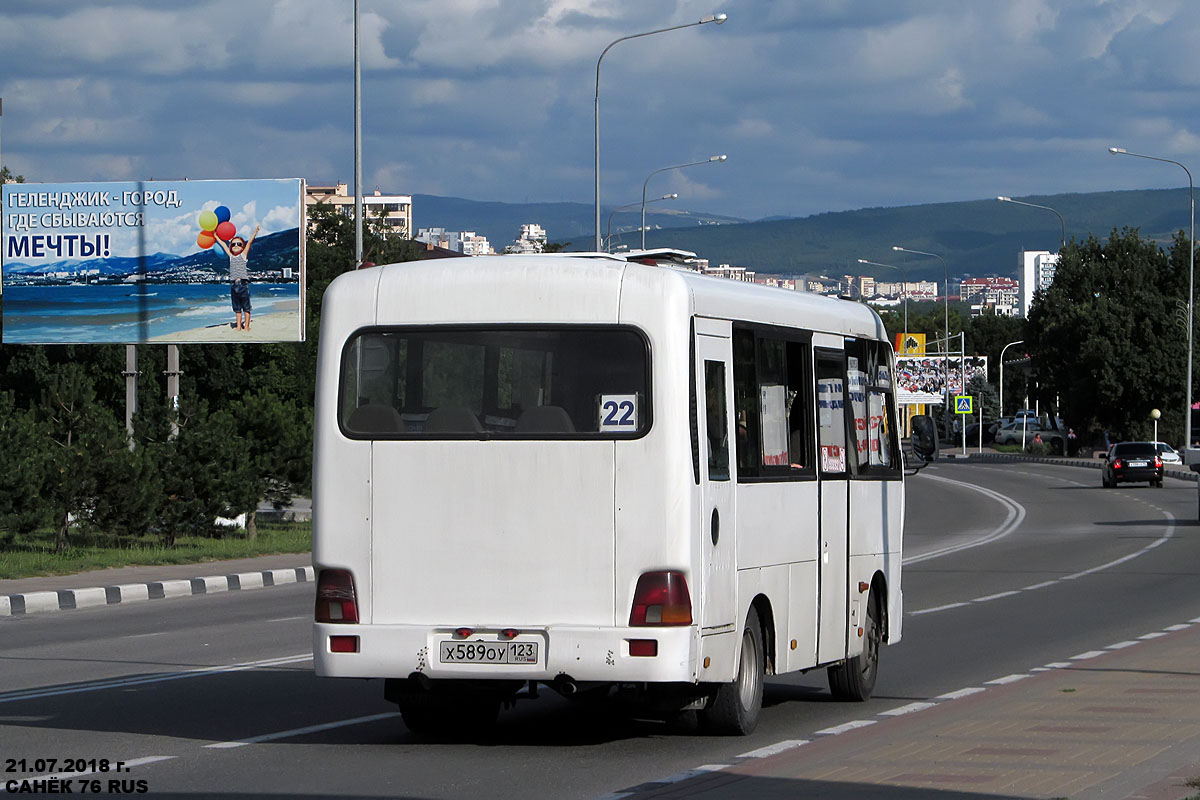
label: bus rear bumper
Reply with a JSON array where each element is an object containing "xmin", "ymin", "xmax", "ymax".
[{"xmin": 313, "ymin": 623, "xmax": 699, "ymax": 684}]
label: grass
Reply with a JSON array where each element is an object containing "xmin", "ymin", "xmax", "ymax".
[{"xmin": 0, "ymin": 522, "xmax": 311, "ymax": 580}]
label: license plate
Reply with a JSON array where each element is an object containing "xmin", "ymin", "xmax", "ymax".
[
  {"xmin": 1128, "ymin": 460, "xmax": 1148, "ymax": 467},
  {"xmin": 439, "ymin": 640, "xmax": 539, "ymax": 665}
]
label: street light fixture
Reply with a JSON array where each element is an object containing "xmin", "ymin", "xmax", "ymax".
[
  {"xmin": 999, "ymin": 340, "xmax": 1025, "ymax": 419},
  {"xmin": 1151, "ymin": 408, "xmax": 1161, "ymax": 447},
  {"xmin": 641, "ymin": 155, "xmax": 726, "ymax": 248},
  {"xmin": 857, "ymin": 259, "xmax": 908, "ymax": 344},
  {"xmin": 594, "ymin": 13, "xmax": 728, "ymax": 252},
  {"xmin": 1109, "ymin": 146, "xmax": 1195, "ymax": 456},
  {"xmin": 606, "ymin": 193, "xmax": 677, "ymax": 251},
  {"xmin": 893, "ymin": 245, "xmax": 952, "ymax": 430},
  {"xmin": 997, "ymin": 196, "xmax": 1066, "ymax": 250}
]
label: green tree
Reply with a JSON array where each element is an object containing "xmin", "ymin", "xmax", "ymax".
[
  {"xmin": 1027, "ymin": 228, "xmax": 1187, "ymax": 444},
  {"xmin": 1, "ymin": 165, "xmax": 25, "ymax": 184},
  {"xmin": 229, "ymin": 389, "xmax": 311, "ymax": 539},
  {"xmin": 40, "ymin": 364, "xmax": 130, "ymax": 551},
  {"xmin": 0, "ymin": 392, "xmax": 47, "ymax": 543}
]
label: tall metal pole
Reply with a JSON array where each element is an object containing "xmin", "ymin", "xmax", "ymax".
[
  {"xmin": 593, "ymin": 14, "xmax": 727, "ymax": 252},
  {"xmin": 893, "ymin": 246, "xmax": 951, "ymax": 427},
  {"xmin": 607, "ymin": 193, "xmax": 675, "ymax": 251},
  {"xmin": 999, "ymin": 339, "xmax": 1025, "ymax": 420},
  {"xmin": 997, "ymin": 196, "xmax": 1066, "ymax": 250},
  {"xmin": 641, "ymin": 155, "xmax": 726, "ymax": 249},
  {"xmin": 1109, "ymin": 147, "xmax": 1194, "ymax": 455},
  {"xmin": 353, "ymin": 0, "xmax": 363, "ymax": 268},
  {"xmin": 123, "ymin": 346, "xmax": 138, "ymax": 450},
  {"xmin": 857, "ymin": 259, "xmax": 907, "ymax": 345},
  {"xmin": 165, "ymin": 345, "xmax": 182, "ymax": 440}
]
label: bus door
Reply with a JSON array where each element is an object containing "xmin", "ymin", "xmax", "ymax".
[
  {"xmin": 815, "ymin": 346, "xmax": 850, "ymax": 664},
  {"xmin": 696, "ymin": 323, "xmax": 736, "ymax": 633}
]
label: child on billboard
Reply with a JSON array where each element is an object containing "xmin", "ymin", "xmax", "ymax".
[{"xmin": 213, "ymin": 224, "xmax": 261, "ymax": 331}]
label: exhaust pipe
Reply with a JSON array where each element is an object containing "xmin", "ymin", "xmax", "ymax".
[{"xmin": 553, "ymin": 676, "xmax": 578, "ymax": 696}]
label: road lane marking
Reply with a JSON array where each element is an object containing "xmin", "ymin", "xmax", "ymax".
[
  {"xmin": 737, "ymin": 740, "xmax": 808, "ymax": 758},
  {"xmin": 903, "ymin": 473, "xmax": 1026, "ymax": 565},
  {"xmin": 0, "ymin": 653, "xmax": 312, "ymax": 704},
  {"xmin": 936, "ymin": 687, "xmax": 986, "ymax": 700},
  {"xmin": 40, "ymin": 755, "xmax": 176, "ymax": 782},
  {"xmin": 205, "ymin": 712, "xmax": 401, "ymax": 749},
  {"xmin": 879, "ymin": 702, "xmax": 936, "ymax": 716},
  {"xmin": 985, "ymin": 674, "xmax": 1031, "ymax": 685},
  {"xmin": 814, "ymin": 719, "xmax": 876, "ymax": 735},
  {"xmin": 908, "ymin": 477, "xmax": 1176, "ymax": 615}
]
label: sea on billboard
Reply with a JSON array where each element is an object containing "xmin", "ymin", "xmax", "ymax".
[
  {"xmin": 896, "ymin": 355, "xmax": 988, "ymax": 405},
  {"xmin": 1, "ymin": 178, "xmax": 305, "ymax": 344}
]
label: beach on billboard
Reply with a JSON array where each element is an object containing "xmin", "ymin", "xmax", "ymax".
[
  {"xmin": 148, "ymin": 308, "xmax": 301, "ymax": 343},
  {"xmin": 2, "ymin": 178, "xmax": 306, "ymax": 344}
]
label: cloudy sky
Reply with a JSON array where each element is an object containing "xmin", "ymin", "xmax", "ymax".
[{"xmin": 2, "ymin": 0, "xmax": 1199, "ymax": 222}]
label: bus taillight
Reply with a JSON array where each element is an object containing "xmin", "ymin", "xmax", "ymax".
[
  {"xmin": 629, "ymin": 571, "xmax": 692, "ymax": 626},
  {"xmin": 316, "ymin": 569, "xmax": 359, "ymax": 623}
]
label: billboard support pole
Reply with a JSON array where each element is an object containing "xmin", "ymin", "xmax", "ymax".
[
  {"xmin": 123, "ymin": 345, "xmax": 139, "ymax": 450},
  {"xmin": 165, "ymin": 345, "xmax": 181, "ymax": 439}
]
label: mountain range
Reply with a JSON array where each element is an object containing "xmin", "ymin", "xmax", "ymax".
[{"xmin": 411, "ymin": 188, "xmax": 1196, "ymax": 283}]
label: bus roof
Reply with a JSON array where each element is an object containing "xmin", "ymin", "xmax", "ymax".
[{"xmin": 340, "ymin": 254, "xmax": 887, "ymax": 342}]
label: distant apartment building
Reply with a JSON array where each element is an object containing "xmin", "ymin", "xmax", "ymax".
[
  {"xmin": 415, "ymin": 227, "xmax": 494, "ymax": 256},
  {"xmin": 503, "ymin": 223, "xmax": 548, "ymax": 254},
  {"xmin": 1020, "ymin": 250, "xmax": 1059, "ymax": 317},
  {"xmin": 305, "ymin": 182, "xmax": 412, "ymax": 238},
  {"xmin": 962, "ymin": 276, "xmax": 1020, "ymax": 317}
]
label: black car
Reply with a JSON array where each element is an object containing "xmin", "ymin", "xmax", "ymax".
[{"xmin": 1101, "ymin": 441, "xmax": 1164, "ymax": 488}]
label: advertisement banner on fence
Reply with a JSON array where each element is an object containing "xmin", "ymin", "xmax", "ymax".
[
  {"xmin": 2, "ymin": 178, "xmax": 305, "ymax": 344},
  {"xmin": 896, "ymin": 355, "xmax": 988, "ymax": 405}
]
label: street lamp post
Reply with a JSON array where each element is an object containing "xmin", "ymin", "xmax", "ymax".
[
  {"xmin": 1151, "ymin": 408, "xmax": 1161, "ymax": 447},
  {"xmin": 594, "ymin": 13, "xmax": 727, "ymax": 252},
  {"xmin": 353, "ymin": 0, "xmax": 362, "ymax": 268},
  {"xmin": 641, "ymin": 155, "xmax": 726, "ymax": 249},
  {"xmin": 894, "ymin": 246, "xmax": 952, "ymax": 427},
  {"xmin": 856, "ymin": 259, "xmax": 908, "ymax": 343},
  {"xmin": 1109, "ymin": 146, "xmax": 1194, "ymax": 457},
  {"xmin": 999, "ymin": 340, "xmax": 1025, "ymax": 420},
  {"xmin": 606, "ymin": 193, "xmax": 676, "ymax": 251},
  {"xmin": 997, "ymin": 196, "xmax": 1066, "ymax": 250}
]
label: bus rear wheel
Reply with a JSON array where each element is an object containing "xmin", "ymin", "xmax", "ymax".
[
  {"xmin": 699, "ymin": 607, "xmax": 764, "ymax": 735},
  {"xmin": 828, "ymin": 588, "xmax": 881, "ymax": 701}
]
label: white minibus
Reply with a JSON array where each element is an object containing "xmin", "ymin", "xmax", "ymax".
[{"xmin": 312, "ymin": 252, "xmax": 934, "ymax": 736}]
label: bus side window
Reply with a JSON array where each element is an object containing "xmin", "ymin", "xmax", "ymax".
[{"xmin": 705, "ymin": 360, "xmax": 730, "ymax": 481}]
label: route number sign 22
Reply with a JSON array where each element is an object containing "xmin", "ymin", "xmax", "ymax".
[{"xmin": 599, "ymin": 394, "xmax": 638, "ymax": 431}]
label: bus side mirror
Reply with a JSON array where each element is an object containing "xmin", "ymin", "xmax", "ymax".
[{"xmin": 908, "ymin": 415, "xmax": 938, "ymax": 471}]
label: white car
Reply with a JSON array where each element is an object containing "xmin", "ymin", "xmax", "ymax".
[{"xmin": 1155, "ymin": 442, "xmax": 1182, "ymax": 464}]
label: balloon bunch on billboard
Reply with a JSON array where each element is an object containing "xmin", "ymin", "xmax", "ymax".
[{"xmin": 196, "ymin": 205, "xmax": 235, "ymax": 249}]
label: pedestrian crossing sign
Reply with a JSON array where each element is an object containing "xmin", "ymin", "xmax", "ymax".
[{"xmin": 954, "ymin": 395, "xmax": 973, "ymax": 414}]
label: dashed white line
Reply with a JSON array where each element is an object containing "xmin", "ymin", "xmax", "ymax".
[
  {"xmin": 985, "ymin": 674, "xmax": 1031, "ymax": 685},
  {"xmin": 1138, "ymin": 631, "xmax": 1168, "ymax": 640},
  {"xmin": 205, "ymin": 712, "xmax": 401, "ymax": 749},
  {"xmin": 1107, "ymin": 640, "xmax": 1140, "ymax": 650},
  {"xmin": 815, "ymin": 719, "xmax": 876, "ymax": 736},
  {"xmin": 936, "ymin": 687, "xmax": 986, "ymax": 701},
  {"xmin": 974, "ymin": 590, "xmax": 1021, "ymax": 603},
  {"xmin": 737, "ymin": 740, "xmax": 808, "ymax": 758},
  {"xmin": 0, "ymin": 653, "xmax": 312, "ymax": 704},
  {"xmin": 41, "ymin": 755, "xmax": 176, "ymax": 782},
  {"xmin": 879, "ymin": 702, "xmax": 936, "ymax": 716},
  {"xmin": 1071, "ymin": 650, "xmax": 1107, "ymax": 660}
]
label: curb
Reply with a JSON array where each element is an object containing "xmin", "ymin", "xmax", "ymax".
[{"xmin": 1, "ymin": 566, "xmax": 314, "ymax": 618}]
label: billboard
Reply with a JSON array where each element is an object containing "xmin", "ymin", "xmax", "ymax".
[
  {"xmin": 896, "ymin": 355, "xmax": 988, "ymax": 405},
  {"xmin": 2, "ymin": 179, "xmax": 304, "ymax": 344}
]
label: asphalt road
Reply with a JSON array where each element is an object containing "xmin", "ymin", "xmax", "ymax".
[{"xmin": 2, "ymin": 460, "xmax": 1197, "ymax": 799}]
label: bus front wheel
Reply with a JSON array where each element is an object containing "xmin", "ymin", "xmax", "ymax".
[
  {"xmin": 699, "ymin": 607, "xmax": 764, "ymax": 735},
  {"xmin": 828, "ymin": 588, "xmax": 881, "ymax": 701}
]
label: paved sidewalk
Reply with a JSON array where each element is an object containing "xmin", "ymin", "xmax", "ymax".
[
  {"xmin": 0, "ymin": 553, "xmax": 312, "ymax": 617},
  {"xmin": 624, "ymin": 618, "xmax": 1200, "ymax": 800}
]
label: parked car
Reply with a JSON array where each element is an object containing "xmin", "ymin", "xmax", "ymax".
[
  {"xmin": 1102, "ymin": 441, "xmax": 1164, "ymax": 488},
  {"xmin": 994, "ymin": 420, "xmax": 1063, "ymax": 450},
  {"xmin": 964, "ymin": 421, "xmax": 997, "ymax": 444},
  {"xmin": 1155, "ymin": 442, "xmax": 1182, "ymax": 464}
]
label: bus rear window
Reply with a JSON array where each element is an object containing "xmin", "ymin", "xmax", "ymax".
[{"xmin": 339, "ymin": 326, "xmax": 650, "ymax": 439}]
